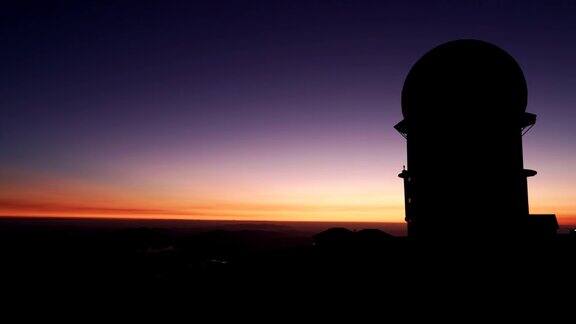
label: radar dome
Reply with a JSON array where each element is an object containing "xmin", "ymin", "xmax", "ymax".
[{"xmin": 401, "ymin": 39, "xmax": 527, "ymax": 119}]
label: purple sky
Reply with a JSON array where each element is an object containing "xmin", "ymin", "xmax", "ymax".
[{"xmin": 1, "ymin": 1, "xmax": 575, "ymax": 222}]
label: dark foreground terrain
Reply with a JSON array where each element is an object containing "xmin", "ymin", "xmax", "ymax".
[
  {"xmin": 0, "ymin": 218, "xmax": 404, "ymax": 286},
  {"xmin": 1, "ymin": 216, "xmax": 575, "ymax": 307}
]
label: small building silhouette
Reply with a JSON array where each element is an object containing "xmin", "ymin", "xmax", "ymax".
[{"xmin": 395, "ymin": 39, "xmax": 557, "ymax": 238}]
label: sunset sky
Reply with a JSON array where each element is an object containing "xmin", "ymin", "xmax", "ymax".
[{"xmin": 1, "ymin": 1, "xmax": 576, "ymax": 224}]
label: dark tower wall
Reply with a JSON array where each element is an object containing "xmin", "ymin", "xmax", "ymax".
[{"xmin": 395, "ymin": 40, "xmax": 538, "ymax": 238}]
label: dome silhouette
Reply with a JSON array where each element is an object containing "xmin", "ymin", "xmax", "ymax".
[
  {"xmin": 401, "ymin": 39, "xmax": 527, "ymax": 120},
  {"xmin": 395, "ymin": 39, "xmax": 557, "ymax": 238}
]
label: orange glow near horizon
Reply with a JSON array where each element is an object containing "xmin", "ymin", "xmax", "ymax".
[
  {"xmin": 0, "ymin": 195, "xmax": 405, "ymax": 223},
  {"xmin": 2, "ymin": 168, "xmax": 575, "ymax": 225},
  {"xmin": 2, "ymin": 137, "xmax": 576, "ymax": 226},
  {"xmin": 0, "ymin": 164, "xmax": 406, "ymax": 223}
]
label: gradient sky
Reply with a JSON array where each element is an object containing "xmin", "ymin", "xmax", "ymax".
[{"xmin": 1, "ymin": 0, "xmax": 576, "ymax": 223}]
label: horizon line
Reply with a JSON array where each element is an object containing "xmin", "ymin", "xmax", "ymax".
[{"xmin": 0, "ymin": 214, "xmax": 408, "ymax": 225}]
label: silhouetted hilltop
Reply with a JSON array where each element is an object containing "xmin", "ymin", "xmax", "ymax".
[
  {"xmin": 314, "ymin": 227, "xmax": 395, "ymax": 249},
  {"xmin": 2, "ymin": 216, "xmax": 576, "ymax": 301}
]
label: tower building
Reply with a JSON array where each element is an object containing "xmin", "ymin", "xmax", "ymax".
[{"xmin": 395, "ymin": 40, "xmax": 557, "ymax": 238}]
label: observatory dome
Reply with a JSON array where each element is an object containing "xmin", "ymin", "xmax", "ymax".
[{"xmin": 401, "ymin": 39, "xmax": 527, "ymax": 119}]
